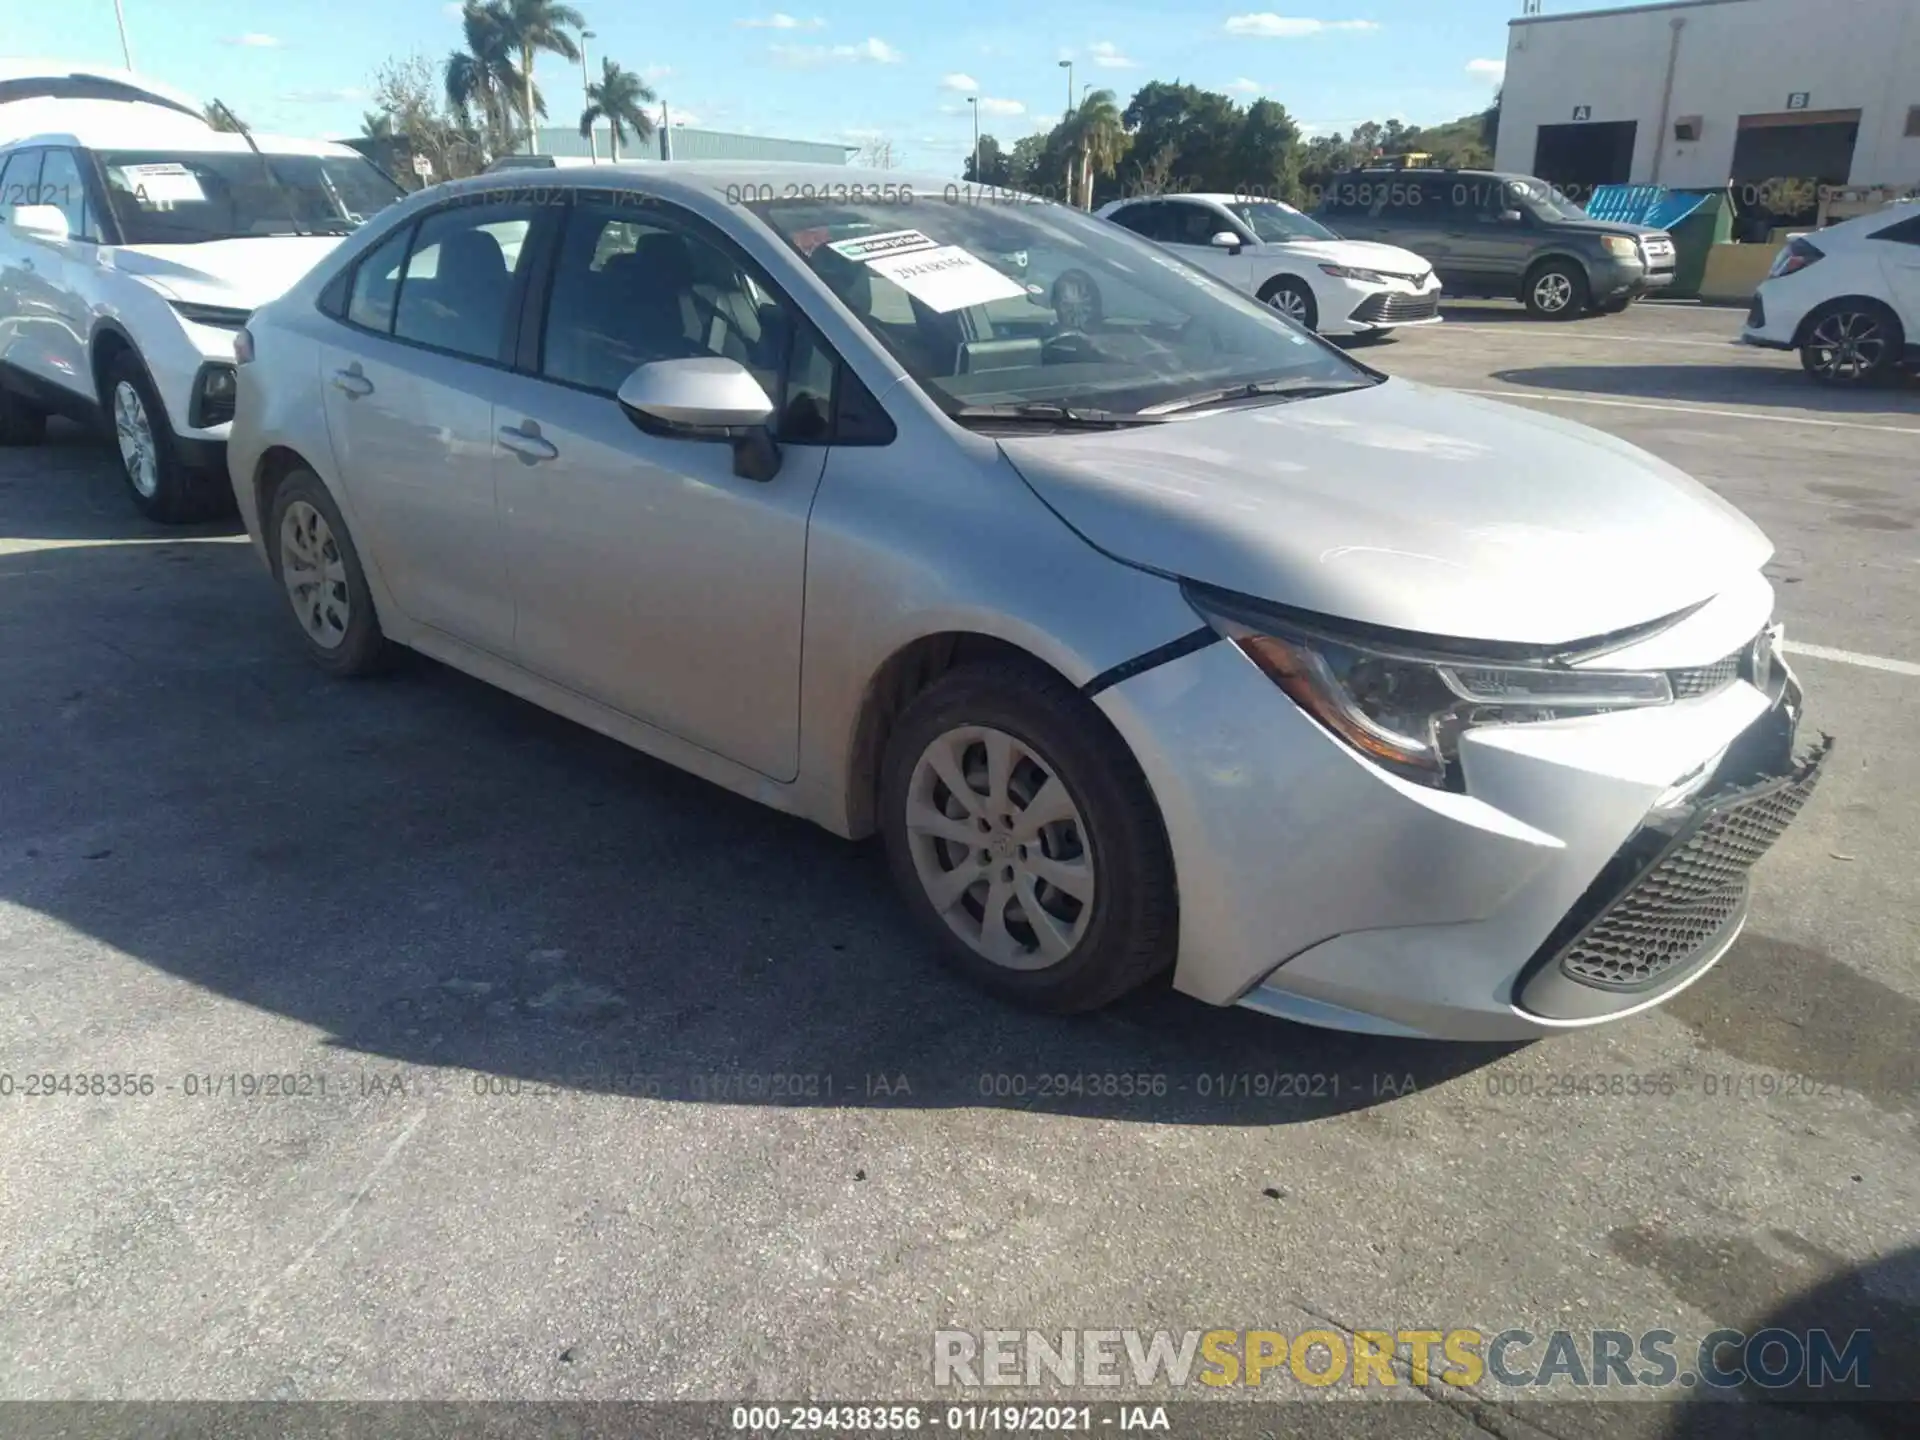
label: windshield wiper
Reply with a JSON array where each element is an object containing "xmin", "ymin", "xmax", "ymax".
[
  {"xmin": 1139, "ymin": 376, "xmax": 1374, "ymax": 416},
  {"xmin": 948, "ymin": 402, "xmax": 1165, "ymax": 429},
  {"xmin": 210, "ymin": 96, "xmax": 311, "ymax": 237}
]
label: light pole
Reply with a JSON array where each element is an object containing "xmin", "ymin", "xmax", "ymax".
[
  {"xmin": 1058, "ymin": 59, "xmax": 1072, "ymax": 121},
  {"xmin": 580, "ymin": 29, "xmax": 596, "ymax": 161},
  {"xmin": 112, "ymin": 0, "xmax": 134, "ymax": 69},
  {"xmin": 966, "ymin": 95, "xmax": 979, "ymax": 182}
]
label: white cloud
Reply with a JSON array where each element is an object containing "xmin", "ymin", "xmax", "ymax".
[
  {"xmin": 441, "ymin": 2, "xmax": 464, "ymax": 17},
  {"xmin": 978, "ymin": 96, "xmax": 1025, "ymax": 117},
  {"xmin": 1225, "ymin": 77, "xmax": 1263, "ymax": 94},
  {"xmin": 736, "ymin": 12, "xmax": 825, "ymax": 28},
  {"xmin": 223, "ymin": 32, "xmax": 282, "ymax": 47},
  {"xmin": 940, "ymin": 72, "xmax": 980, "ymax": 92},
  {"xmin": 1223, "ymin": 15, "xmax": 1380, "ymax": 38},
  {"xmin": 772, "ymin": 37, "xmax": 902, "ymax": 66},
  {"xmin": 651, "ymin": 103, "xmax": 701, "ymax": 127},
  {"xmin": 283, "ymin": 87, "xmax": 366, "ymax": 103},
  {"xmin": 643, "ymin": 64, "xmax": 675, "ymax": 81},
  {"xmin": 1089, "ymin": 41, "xmax": 1139, "ymax": 69},
  {"xmin": 1466, "ymin": 57, "xmax": 1505, "ymax": 83},
  {"xmin": 840, "ymin": 126, "xmax": 887, "ymax": 141}
]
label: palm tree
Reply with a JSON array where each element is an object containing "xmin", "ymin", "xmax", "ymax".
[
  {"xmin": 500, "ymin": 0, "xmax": 585, "ymax": 155},
  {"xmin": 361, "ymin": 111, "xmax": 394, "ymax": 140},
  {"xmin": 578, "ymin": 59, "xmax": 656, "ymax": 161},
  {"xmin": 1059, "ymin": 89, "xmax": 1124, "ymax": 209},
  {"xmin": 445, "ymin": 1, "xmax": 525, "ymax": 158}
]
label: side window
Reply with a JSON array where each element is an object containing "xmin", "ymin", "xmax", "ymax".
[
  {"xmin": 1108, "ymin": 203, "xmax": 1160, "ymax": 239},
  {"xmin": 1871, "ymin": 213, "xmax": 1920, "ymax": 246},
  {"xmin": 1417, "ymin": 177, "xmax": 1457, "ymax": 221},
  {"xmin": 345, "ymin": 222, "xmax": 414, "ymax": 333},
  {"xmin": 1168, "ymin": 202, "xmax": 1229, "ymax": 245},
  {"xmin": 392, "ymin": 202, "xmax": 535, "ymax": 362},
  {"xmin": 0, "ymin": 148, "xmax": 43, "ymax": 212},
  {"xmin": 539, "ymin": 199, "xmax": 794, "ymax": 406},
  {"xmin": 34, "ymin": 149, "xmax": 93, "ymax": 239}
]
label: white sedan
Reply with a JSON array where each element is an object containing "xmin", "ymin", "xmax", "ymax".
[
  {"xmin": 1741, "ymin": 200, "xmax": 1920, "ymax": 385},
  {"xmin": 1097, "ymin": 192, "xmax": 1441, "ymax": 337}
]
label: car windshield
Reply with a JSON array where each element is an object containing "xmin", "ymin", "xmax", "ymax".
[
  {"xmin": 1226, "ymin": 201, "xmax": 1339, "ymax": 244},
  {"xmin": 95, "ymin": 150, "xmax": 405, "ymax": 243},
  {"xmin": 1513, "ymin": 179, "xmax": 1589, "ymax": 222},
  {"xmin": 749, "ymin": 194, "xmax": 1370, "ymax": 419}
]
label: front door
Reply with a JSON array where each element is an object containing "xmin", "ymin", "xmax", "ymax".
[
  {"xmin": 317, "ymin": 197, "xmax": 541, "ymax": 658},
  {"xmin": 493, "ymin": 195, "xmax": 832, "ymax": 781},
  {"xmin": 1159, "ymin": 199, "xmax": 1254, "ymax": 289}
]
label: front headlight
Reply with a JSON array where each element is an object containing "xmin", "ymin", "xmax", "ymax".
[
  {"xmin": 1319, "ymin": 263, "xmax": 1388, "ymax": 284},
  {"xmin": 1601, "ymin": 235, "xmax": 1639, "ymax": 259},
  {"xmin": 1186, "ymin": 587, "xmax": 1673, "ymax": 788}
]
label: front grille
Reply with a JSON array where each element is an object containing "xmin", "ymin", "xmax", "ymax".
[
  {"xmin": 1350, "ymin": 292, "xmax": 1440, "ymax": 325},
  {"xmin": 1548, "ymin": 738, "xmax": 1830, "ymax": 991},
  {"xmin": 1642, "ymin": 235, "xmax": 1675, "ymax": 262},
  {"xmin": 1669, "ymin": 651, "xmax": 1741, "ymax": 699}
]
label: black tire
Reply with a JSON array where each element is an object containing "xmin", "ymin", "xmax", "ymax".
[
  {"xmin": 1797, "ymin": 299, "xmax": 1905, "ymax": 387},
  {"xmin": 1595, "ymin": 296, "xmax": 1633, "ymax": 314},
  {"xmin": 1257, "ymin": 275, "xmax": 1318, "ymax": 331},
  {"xmin": 0, "ymin": 384, "xmax": 47, "ymax": 446},
  {"xmin": 266, "ymin": 469, "xmax": 393, "ymax": 677},
  {"xmin": 878, "ymin": 661, "xmax": 1177, "ymax": 1013},
  {"xmin": 1522, "ymin": 259, "xmax": 1589, "ymax": 320},
  {"xmin": 100, "ymin": 349, "xmax": 231, "ymax": 523}
]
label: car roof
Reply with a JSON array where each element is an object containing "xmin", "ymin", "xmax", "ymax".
[
  {"xmin": 0, "ymin": 107, "xmax": 361, "ymax": 158},
  {"xmin": 432, "ymin": 159, "xmax": 964, "ymax": 204}
]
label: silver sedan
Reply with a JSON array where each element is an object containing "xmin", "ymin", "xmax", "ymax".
[{"xmin": 226, "ymin": 163, "xmax": 1825, "ymax": 1039}]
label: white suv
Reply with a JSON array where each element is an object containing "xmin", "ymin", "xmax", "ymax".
[
  {"xmin": 1097, "ymin": 192, "xmax": 1442, "ymax": 338},
  {"xmin": 0, "ymin": 74, "xmax": 405, "ymax": 519},
  {"xmin": 1741, "ymin": 201, "xmax": 1920, "ymax": 386}
]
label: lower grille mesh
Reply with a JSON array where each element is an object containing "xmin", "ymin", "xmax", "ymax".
[
  {"xmin": 1350, "ymin": 292, "xmax": 1439, "ymax": 325},
  {"xmin": 1669, "ymin": 651, "xmax": 1741, "ymax": 699},
  {"xmin": 1555, "ymin": 747, "xmax": 1827, "ymax": 990}
]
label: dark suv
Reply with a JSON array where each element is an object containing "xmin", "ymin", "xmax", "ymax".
[{"xmin": 1315, "ymin": 168, "xmax": 1676, "ymax": 318}]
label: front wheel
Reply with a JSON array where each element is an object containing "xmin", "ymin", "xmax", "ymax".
[
  {"xmin": 1523, "ymin": 260, "xmax": 1589, "ymax": 319},
  {"xmin": 103, "ymin": 350, "xmax": 228, "ymax": 522},
  {"xmin": 878, "ymin": 662, "xmax": 1176, "ymax": 1012},
  {"xmin": 1799, "ymin": 301, "xmax": 1904, "ymax": 386},
  {"xmin": 1258, "ymin": 276, "xmax": 1318, "ymax": 331}
]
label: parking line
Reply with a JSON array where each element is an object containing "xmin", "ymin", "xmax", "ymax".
[
  {"xmin": 1450, "ymin": 387, "xmax": 1920, "ymax": 435},
  {"xmin": 1780, "ymin": 641, "xmax": 1920, "ymax": 678}
]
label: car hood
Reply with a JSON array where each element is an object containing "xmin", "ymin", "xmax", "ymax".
[
  {"xmin": 996, "ymin": 379, "xmax": 1772, "ymax": 647},
  {"xmin": 1259, "ymin": 237, "xmax": 1432, "ymax": 276},
  {"xmin": 105, "ymin": 236, "xmax": 347, "ymax": 310},
  {"xmin": 1552, "ymin": 216, "xmax": 1668, "ymax": 240}
]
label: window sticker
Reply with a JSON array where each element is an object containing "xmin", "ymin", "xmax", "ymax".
[
  {"xmin": 825, "ymin": 228, "xmax": 938, "ymax": 262},
  {"xmin": 864, "ymin": 245, "xmax": 1028, "ymax": 313},
  {"xmin": 121, "ymin": 163, "xmax": 205, "ymax": 205}
]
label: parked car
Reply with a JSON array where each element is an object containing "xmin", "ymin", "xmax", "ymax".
[
  {"xmin": 1741, "ymin": 201, "xmax": 1920, "ymax": 385},
  {"xmin": 1317, "ymin": 167, "xmax": 1676, "ymax": 318},
  {"xmin": 228, "ymin": 162, "xmax": 1825, "ymax": 1040},
  {"xmin": 0, "ymin": 73, "xmax": 405, "ymax": 519},
  {"xmin": 1097, "ymin": 192, "xmax": 1440, "ymax": 338}
]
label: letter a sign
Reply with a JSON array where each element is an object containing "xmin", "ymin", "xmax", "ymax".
[{"xmin": 1572, "ymin": 105, "xmax": 1593, "ymax": 121}]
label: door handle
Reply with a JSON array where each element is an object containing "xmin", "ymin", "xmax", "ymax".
[
  {"xmin": 330, "ymin": 367, "xmax": 373, "ymax": 398},
  {"xmin": 497, "ymin": 424, "xmax": 558, "ymax": 462}
]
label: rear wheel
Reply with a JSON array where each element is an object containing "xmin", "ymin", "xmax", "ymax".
[
  {"xmin": 267, "ymin": 469, "xmax": 393, "ymax": 677},
  {"xmin": 0, "ymin": 384, "xmax": 47, "ymax": 446},
  {"xmin": 1523, "ymin": 260, "xmax": 1589, "ymax": 319},
  {"xmin": 1798, "ymin": 300, "xmax": 1904, "ymax": 386},
  {"xmin": 878, "ymin": 662, "xmax": 1176, "ymax": 1012},
  {"xmin": 1257, "ymin": 275, "xmax": 1318, "ymax": 331}
]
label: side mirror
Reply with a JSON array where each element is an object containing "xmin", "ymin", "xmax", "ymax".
[
  {"xmin": 8, "ymin": 204, "xmax": 70, "ymax": 241},
  {"xmin": 615, "ymin": 356, "xmax": 782, "ymax": 482},
  {"xmin": 1209, "ymin": 230, "xmax": 1244, "ymax": 253},
  {"xmin": 1498, "ymin": 208, "xmax": 1525, "ymax": 225}
]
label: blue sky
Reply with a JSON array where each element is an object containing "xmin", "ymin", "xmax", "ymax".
[{"xmin": 14, "ymin": 2, "xmax": 1605, "ymax": 169}]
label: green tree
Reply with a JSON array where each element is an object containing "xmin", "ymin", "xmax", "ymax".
[
  {"xmin": 1060, "ymin": 88, "xmax": 1126, "ymax": 209},
  {"xmin": 963, "ymin": 134, "xmax": 1011, "ymax": 186},
  {"xmin": 1005, "ymin": 133, "xmax": 1050, "ymax": 192},
  {"xmin": 1479, "ymin": 86, "xmax": 1502, "ymax": 153},
  {"xmin": 445, "ymin": 2, "xmax": 527, "ymax": 159},
  {"xmin": 361, "ymin": 110, "xmax": 394, "ymax": 140},
  {"xmin": 1232, "ymin": 98, "xmax": 1301, "ymax": 200},
  {"xmin": 376, "ymin": 52, "xmax": 488, "ymax": 180},
  {"xmin": 578, "ymin": 57, "xmax": 655, "ymax": 161},
  {"xmin": 500, "ymin": 0, "xmax": 585, "ymax": 155}
]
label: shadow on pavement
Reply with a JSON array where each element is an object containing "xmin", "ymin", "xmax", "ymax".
[
  {"xmin": 1488, "ymin": 363, "xmax": 1920, "ymax": 414},
  {"xmin": 0, "ymin": 418, "xmax": 245, "ymax": 542},
  {"xmin": 0, "ymin": 535, "xmax": 1515, "ymax": 1126}
]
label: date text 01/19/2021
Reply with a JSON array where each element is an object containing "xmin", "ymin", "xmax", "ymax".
[{"xmin": 727, "ymin": 1404, "xmax": 1173, "ymax": 1433}]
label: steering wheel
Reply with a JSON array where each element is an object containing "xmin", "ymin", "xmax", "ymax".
[{"xmin": 1049, "ymin": 269, "xmax": 1103, "ymax": 336}]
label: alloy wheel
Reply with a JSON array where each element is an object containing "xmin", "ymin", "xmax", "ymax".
[
  {"xmin": 113, "ymin": 381, "xmax": 159, "ymax": 498},
  {"xmin": 1267, "ymin": 286, "xmax": 1311, "ymax": 324},
  {"xmin": 903, "ymin": 725, "xmax": 1095, "ymax": 971},
  {"xmin": 279, "ymin": 500, "xmax": 352, "ymax": 650},
  {"xmin": 1806, "ymin": 311, "xmax": 1888, "ymax": 382},
  {"xmin": 1532, "ymin": 272, "xmax": 1573, "ymax": 314}
]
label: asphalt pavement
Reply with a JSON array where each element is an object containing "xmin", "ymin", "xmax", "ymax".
[{"xmin": 1, "ymin": 299, "xmax": 1915, "ymax": 1434}]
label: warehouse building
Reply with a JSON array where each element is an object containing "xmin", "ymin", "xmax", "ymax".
[
  {"xmin": 1494, "ymin": 0, "xmax": 1920, "ymax": 194},
  {"xmin": 519, "ymin": 124, "xmax": 852, "ymax": 165}
]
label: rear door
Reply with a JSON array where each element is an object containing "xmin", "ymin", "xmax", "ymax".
[
  {"xmin": 317, "ymin": 196, "xmax": 547, "ymax": 658},
  {"xmin": 16, "ymin": 148, "xmax": 99, "ymax": 397},
  {"xmin": 1870, "ymin": 211, "xmax": 1920, "ymax": 329}
]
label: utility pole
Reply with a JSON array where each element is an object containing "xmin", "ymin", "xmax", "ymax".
[
  {"xmin": 580, "ymin": 30, "xmax": 596, "ymax": 161},
  {"xmin": 112, "ymin": 0, "xmax": 134, "ymax": 69},
  {"xmin": 967, "ymin": 95, "xmax": 979, "ymax": 182},
  {"xmin": 1058, "ymin": 59, "xmax": 1073, "ymax": 121},
  {"xmin": 661, "ymin": 100, "xmax": 672, "ymax": 160}
]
